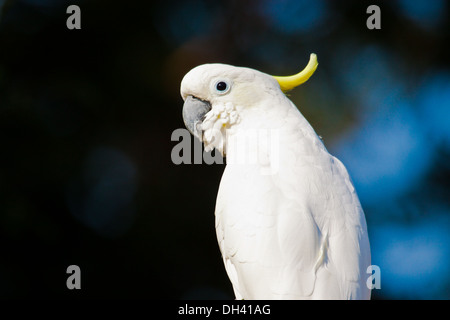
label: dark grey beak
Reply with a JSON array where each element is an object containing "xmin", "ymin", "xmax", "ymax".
[{"xmin": 182, "ymin": 96, "xmax": 211, "ymax": 140}]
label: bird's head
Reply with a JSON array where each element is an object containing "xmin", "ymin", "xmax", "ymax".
[{"xmin": 180, "ymin": 54, "xmax": 318, "ymax": 154}]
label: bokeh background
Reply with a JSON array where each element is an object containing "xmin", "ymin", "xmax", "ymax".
[{"xmin": 0, "ymin": 0, "xmax": 449, "ymax": 299}]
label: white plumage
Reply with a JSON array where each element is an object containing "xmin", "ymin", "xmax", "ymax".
[{"xmin": 180, "ymin": 57, "xmax": 371, "ymax": 300}]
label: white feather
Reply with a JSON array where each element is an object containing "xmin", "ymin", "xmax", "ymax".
[{"xmin": 181, "ymin": 64, "xmax": 371, "ymax": 300}]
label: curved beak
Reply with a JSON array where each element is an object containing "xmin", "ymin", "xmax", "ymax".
[{"xmin": 182, "ymin": 96, "xmax": 212, "ymax": 140}]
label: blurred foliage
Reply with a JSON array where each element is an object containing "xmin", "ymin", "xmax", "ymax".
[{"xmin": 0, "ymin": 0, "xmax": 449, "ymax": 299}]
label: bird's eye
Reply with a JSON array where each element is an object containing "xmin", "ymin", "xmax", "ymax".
[
  {"xmin": 214, "ymin": 80, "xmax": 231, "ymax": 94},
  {"xmin": 216, "ymin": 81, "xmax": 227, "ymax": 91}
]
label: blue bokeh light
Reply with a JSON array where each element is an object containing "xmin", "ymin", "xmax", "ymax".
[
  {"xmin": 397, "ymin": 0, "xmax": 447, "ymax": 30},
  {"xmin": 371, "ymin": 215, "xmax": 450, "ymax": 299},
  {"xmin": 332, "ymin": 104, "xmax": 433, "ymax": 205},
  {"xmin": 416, "ymin": 72, "xmax": 450, "ymax": 148},
  {"xmin": 261, "ymin": 0, "xmax": 329, "ymax": 34}
]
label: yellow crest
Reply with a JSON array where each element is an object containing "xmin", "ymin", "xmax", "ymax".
[{"xmin": 272, "ymin": 54, "xmax": 318, "ymax": 92}]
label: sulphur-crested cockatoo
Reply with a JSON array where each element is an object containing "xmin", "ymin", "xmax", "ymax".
[{"xmin": 180, "ymin": 54, "xmax": 371, "ymax": 300}]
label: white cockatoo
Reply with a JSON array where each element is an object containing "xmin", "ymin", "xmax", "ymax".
[{"xmin": 180, "ymin": 54, "xmax": 371, "ymax": 300}]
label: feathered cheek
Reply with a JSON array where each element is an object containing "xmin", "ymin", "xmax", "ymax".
[{"xmin": 201, "ymin": 102, "xmax": 241, "ymax": 155}]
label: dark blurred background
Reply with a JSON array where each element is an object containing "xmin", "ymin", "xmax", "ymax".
[{"xmin": 0, "ymin": 0, "xmax": 449, "ymax": 299}]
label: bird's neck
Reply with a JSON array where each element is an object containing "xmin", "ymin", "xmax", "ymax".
[{"xmin": 223, "ymin": 102, "xmax": 325, "ymax": 175}]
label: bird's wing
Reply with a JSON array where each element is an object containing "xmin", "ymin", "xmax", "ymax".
[
  {"xmin": 278, "ymin": 104, "xmax": 371, "ymax": 299},
  {"xmin": 277, "ymin": 103, "xmax": 371, "ymax": 299},
  {"xmin": 318, "ymin": 155, "xmax": 371, "ymax": 299}
]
